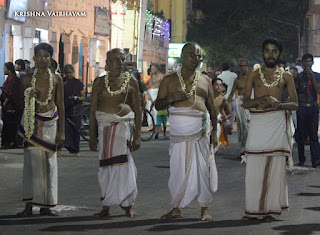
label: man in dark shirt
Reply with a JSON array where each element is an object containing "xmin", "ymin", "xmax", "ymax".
[{"xmin": 294, "ymin": 53, "xmax": 320, "ymax": 167}]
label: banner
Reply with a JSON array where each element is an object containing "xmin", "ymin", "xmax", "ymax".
[{"xmin": 94, "ymin": 7, "xmax": 110, "ymax": 37}]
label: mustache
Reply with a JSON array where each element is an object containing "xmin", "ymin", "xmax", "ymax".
[{"xmin": 267, "ymin": 58, "xmax": 275, "ymax": 61}]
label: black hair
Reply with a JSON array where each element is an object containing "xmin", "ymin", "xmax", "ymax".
[
  {"xmin": 221, "ymin": 63, "xmax": 229, "ymax": 71},
  {"xmin": 131, "ymin": 71, "xmax": 144, "ymax": 94},
  {"xmin": 238, "ymin": 58, "xmax": 249, "ymax": 66},
  {"xmin": 212, "ymin": 78, "xmax": 223, "ymax": 86},
  {"xmin": 262, "ymin": 38, "xmax": 283, "ymax": 54},
  {"xmin": 222, "ymin": 83, "xmax": 228, "ymax": 91},
  {"xmin": 151, "ymin": 63, "xmax": 161, "ymax": 71},
  {"xmin": 131, "ymin": 71, "xmax": 141, "ymax": 81},
  {"xmin": 277, "ymin": 59, "xmax": 286, "ymax": 66},
  {"xmin": 34, "ymin": 43, "xmax": 54, "ymax": 57},
  {"xmin": 302, "ymin": 53, "xmax": 314, "ymax": 62},
  {"xmin": 63, "ymin": 64, "xmax": 74, "ymax": 73},
  {"xmin": 4, "ymin": 62, "xmax": 15, "ymax": 74},
  {"xmin": 15, "ymin": 59, "xmax": 25, "ymax": 71}
]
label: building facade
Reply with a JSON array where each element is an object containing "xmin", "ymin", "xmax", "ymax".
[{"xmin": 302, "ymin": 0, "xmax": 320, "ymax": 56}]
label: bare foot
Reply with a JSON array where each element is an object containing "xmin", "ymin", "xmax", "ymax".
[
  {"xmin": 40, "ymin": 208, "xmax": 59, "ymax": 216},
  {"xmin": 201, "ymin": 207, "xmax": 214, "ymax": 221},
  {"xmin": 160, "ymin": 208, "xmax": 183, "ymax": 219},
  {"xmin": 126, "ymin": 208, "xmax": 140, "ymax": 218},
  {"xmin": 74, "ymin": 153, "xmax": 80, "ymax": 157},
  {"xmin": 57, "ymin": 150, "xmax": 61, "ymax": 157},
  {"xmin": 263, "ymin": 215, "xmax": 276, "ymax": 222},
  {"xmin": 241, "ymin": 216, "xmax": 258, "ymax": 221},
  {"xmin": 16, "ymin": 203, "xmax": 33, "ymax": 217},
  {"xmin": 93, "ymin": 206, "xmax": 110, "ymax": 218}
]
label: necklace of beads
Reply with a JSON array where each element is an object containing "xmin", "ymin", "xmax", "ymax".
[
  {"xmin": 177, "ymin": 68, "xmax": 201, "ymax": 97},
  {"xmin": 259, "ymin": 67, "xmax": 284, "ymax": 88},
  {"xmin": 104, "ymin": 71, "xmax": 131, "ymax": 96}
]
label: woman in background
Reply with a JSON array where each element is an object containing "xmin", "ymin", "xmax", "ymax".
[{"xmin": 60, "ymin": 64, "xmax": 85, "ymax": 157}]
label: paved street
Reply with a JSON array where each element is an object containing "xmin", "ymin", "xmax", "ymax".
[{"xmin": 1, "ymin": 133, "xmax": 320, "ymax": 235}]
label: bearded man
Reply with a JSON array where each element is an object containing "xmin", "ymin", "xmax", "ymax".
[{"xmin": 242, "ymin": 38, "xmax": 298, "ymax": 222}]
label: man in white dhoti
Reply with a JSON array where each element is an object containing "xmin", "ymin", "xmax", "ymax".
[
  {"xmin": 89, "ymin": 48, "xmax": 141, "ymax": 218},
  {"xmin": 145, "ymin": 64, "xmax": 164, "ymax": 127},
  {"xmin": 17, "ymin": 43, "xmax": 65, "ymax": 217},
  {"xmin": 155, "ymin": 42, "xmax": 218, "ymax": 221},
  {"xmin": 242, "ymin": 38, "xmax": 298, "ymax": 222},
  {"xmin": 228, "ymin": 59, "xmax": 251, "ymax": 157}
]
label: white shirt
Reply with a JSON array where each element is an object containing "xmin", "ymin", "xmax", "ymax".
[
  {"xmin": 217, "ymin": 70, "xmax": 237, "ymax": 99},
  {"xmin": 295, "ymin": 65, "xmax": 303, "ymax": 73}
]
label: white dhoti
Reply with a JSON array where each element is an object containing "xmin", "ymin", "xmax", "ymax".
[
  {"xmin": 146, "ymin": 88, "xmax": 158, "ymax": 126},
  {"xmin": 168, "ymin": 107, "xmax": 218, "ymax": 208},
  {"xmin": 244, "ymin": 109, "xmax": 294, "ymax": 217},
  {"xmin": 96, "ymin": 111, "xmax": 138, "ymax": 207},
  {"xmin": 18, "ymin": 107, "xmax": 59, "ymax": 207},
  {"xmin": 235, "ymin": 95, "xmax": 250, "ymax": 153}
]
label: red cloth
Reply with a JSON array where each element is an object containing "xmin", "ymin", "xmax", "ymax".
[{"xmin": 1, "ymin": 74, "xmax": 20, "ymax": 109}]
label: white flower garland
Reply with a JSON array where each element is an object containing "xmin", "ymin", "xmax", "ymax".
[
  {"xmin": 32, "ymin": 68, "xmax": 54, "ymax": 106},
  {"xmin": 104, "ymin": 71, "xmax": 131, "ymax": 96},
  {"xmin": 24, "ymin": 68, "xmax": 54, "ymax": 139},
  {"xmin": 259, "ymin": 67, "xmax": 284, "ymax": 88},
  {"xmin": 177, "ymin": 68, "xmax": 201, "ymax": 97}
]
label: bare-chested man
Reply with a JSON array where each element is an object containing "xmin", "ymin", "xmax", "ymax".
[
  {"xmin": 145, "ymin": 64, "xmax": 164, "ymax": 126},
  {"xmin": 89, "ymin": 48, "xmax": 141, "ymax": 218},
  {"xmin": 155, "ymin": 42, "xmax": 218, "ymax": 221},
  {"xmin": 213, "ymin": 78, "xmax": 232, "ymax": 151},
  {"xmin": 17, "ymin": 43, "xmax": 65, "ymax": 217},
  {"xmin": 242, "ymin": 38, "xmax": 297, "ymax": 222},
  {"xmin": 228, "ymin": 59, "xmax": 251, "ymax": 157}
]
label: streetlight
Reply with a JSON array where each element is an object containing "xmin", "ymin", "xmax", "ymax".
[{"xmin": 271, "ymin": 18, "xmax": 301, "ymax": 57}]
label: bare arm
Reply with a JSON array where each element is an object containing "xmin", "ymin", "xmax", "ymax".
[
  {"xmin": 79, "ymin": 90, "xmax": 86, "ymax": 100},
  {"xmin": 206, "ymin": 79, "xmax": 218, "ymax": 147},
  {"xmin": 227, "ymin": 79, "xmax": 238, "ymax": 103},
  {"xmin": 243, "ymin": 71, "xmax": 267, "ymax": 109},
  {"xmin": 89, "ymin": 78, "xmax": 99, "ymax": 151},
  {"xmin": 305, "ymin": 68, "xmax": 319, "ymax": 93},
  {"xmin": 55, "ymin": 75, "xmax": 65, "ymax": 147},
  {"xmin": 223, "ymin": 100, "xmax": 233, "ymax": 120},
  {"xmin": 279, "ymin": 73, "xmax": 298, "ymax": 110},
  {"xmin": 130, "ymin": 77, "xmax": 142, "ymax": 151},
  {"xmin": 155, "ymin": 75, "xmax": 187, "ymax": 111}
]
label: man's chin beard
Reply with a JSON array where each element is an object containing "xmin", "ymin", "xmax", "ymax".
[{"xmin": 264, "ymin": 59, "xmax": 277, "ymax": 68}]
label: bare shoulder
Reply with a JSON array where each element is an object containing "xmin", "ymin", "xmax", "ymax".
[
  {"xmin": 54, "ymin": 74, "xmax": 63, "ymax": 84},
  {"xmin": 161, "ymin": 73, "xmax": 176, "ymax": 85},
  {"xmin": 283, "ymin": 71, "xmax": 293, "ymax": 82},
  {"xmin": 200, "ymin": 73, "xmax": 210, "ymax": 83},
  {"xmin": 93, "ymin": 76, "xmax": 104, "ymax": 86},
  {"xmin": 23, "ymin": 73, "xmax": 32, "ymax": 87},
  {"xmin": 129, "ymin": 76, "xmax": 139, "ymax": 89},
  {"xmin": 248, "ymin": 70, "xmax": 259, "ymax": 81}
]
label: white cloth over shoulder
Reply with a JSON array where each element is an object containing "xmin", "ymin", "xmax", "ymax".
[
  {"xmin": 168, "ymin": 106, "xmax": 218, "ymax": 208},
  {"xmin": 146, "ymin": 88, "xmax": 158, "ymax": 126},
  {"xmin": 96, "ymin": 111, "xmax": 138, "ymax": 207},
  {"xmin": 235, "ymin": 95, "xmax": 250, "ymax": 153}
]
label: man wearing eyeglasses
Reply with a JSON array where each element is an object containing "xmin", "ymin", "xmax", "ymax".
[{"xmin": 155, "ymin": 42, "xmax": 218, "ymax": 221}]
